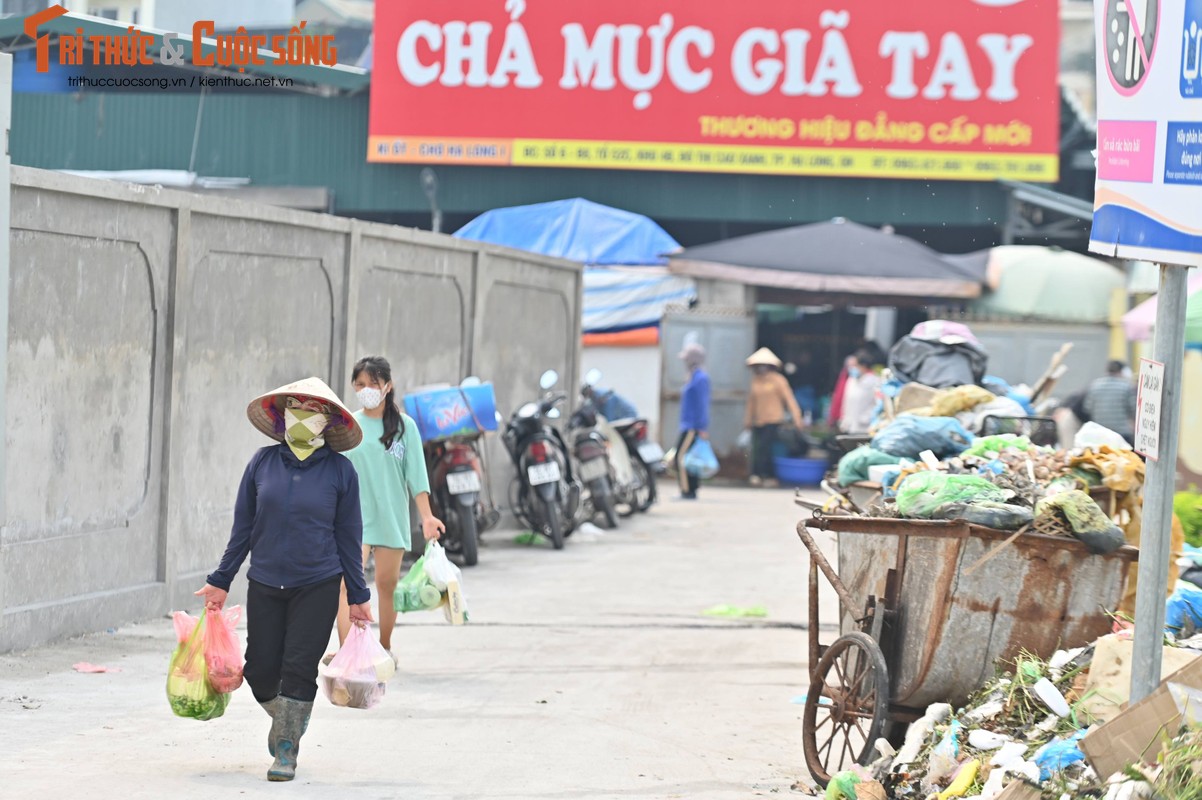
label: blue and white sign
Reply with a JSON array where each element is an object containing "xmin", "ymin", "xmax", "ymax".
[{"xmin": 1091, "ymin": 0, "xmax": 1202, "ymax": 267}]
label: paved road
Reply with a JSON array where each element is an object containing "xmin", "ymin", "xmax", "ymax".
[{"xmin": 0, "ymin": 486, "xmax": 838, "ymax": 799}]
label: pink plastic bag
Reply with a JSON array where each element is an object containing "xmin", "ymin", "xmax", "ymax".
[
  {"xmin": 319, "ymin": 624, "xmax": 393, "ymax": 710},
  {"xmin": 170, "ymin": 607, "xmax": 244, "ymax": 693},
  {"xmin": 203, "ymin": 607, "xmax": 244, "ymax": 693}
]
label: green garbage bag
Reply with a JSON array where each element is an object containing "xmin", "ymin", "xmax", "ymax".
[
  {"xmin": 836, "ymin": 446, "xmax": 902, "ymax": 486},
  {"xmin": 961, "ymin": 434, "xmax": 1034, "ymax": 459},
  {"xmin": 166, "ymin": 611, "xmax": 231, "ymax": 721},
  {"xmin": 895, "ymin": 471, "xmax": 1012, "ymax": 519},
  {"xmin": 394, "ymin": 554, "xmax": 444, "ymax": 613},
  {"xmin": 824, "ymin": 771, "xmax": 860, "ymax": 799}
]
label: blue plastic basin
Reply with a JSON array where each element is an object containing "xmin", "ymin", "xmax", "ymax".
[{"xmin": 774, "ymin": 456, "xmax": 828, "ymax": 486}]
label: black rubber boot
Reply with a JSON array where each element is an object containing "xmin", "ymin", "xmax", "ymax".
[{"xmin": 267, "ymin": 697, "xmax": 313, "ymax": 782}]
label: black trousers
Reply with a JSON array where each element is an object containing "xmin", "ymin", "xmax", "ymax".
[
  {"xmin": 244, "ymin": 574, "xmax": 342, "ymax": 703},
  {"xmin": 675, "ymin": 429, "xmax": 700, "ymax": 496},
  {"xmin": 752, "ymin": 424, "xmax": 780, "ymax": 479}
]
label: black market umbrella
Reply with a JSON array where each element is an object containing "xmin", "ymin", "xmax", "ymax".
[{"xmin": 667, "ymin": 220, "xmax": 983, "ymax": 299}]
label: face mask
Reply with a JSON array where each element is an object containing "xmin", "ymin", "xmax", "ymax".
[
  {"xmin": 848, "ymin": 367, "xmax": 862, "ymax": 378},
  {"xmin": 283, "ymin": 407, "xmax": 329, "ymax": 461},
  {"xmin": 356, "ymin": 387, "xmax": 384, "ymax": 410}
]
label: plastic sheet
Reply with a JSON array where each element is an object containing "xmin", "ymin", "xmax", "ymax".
[
  {"xmin": 836, "ymin": 446, "xmax": 902, "ymax": 486},
  {"xmin": 1035, "ymin": 491, "xmax": 1126, "ymax": 554}
]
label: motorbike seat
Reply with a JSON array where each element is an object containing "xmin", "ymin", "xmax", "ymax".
[{"xmin": 609, "ymin": 417, "xmax": 640, "ymax": 430}]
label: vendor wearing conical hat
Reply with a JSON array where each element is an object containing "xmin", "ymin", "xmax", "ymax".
[
  {"xmin": 195, "ymin": 377, "xmax": 372, "ymax": 783},
  {"xmin": 744, "ymin": 348, "xmax": 803, "ymax": 488}
]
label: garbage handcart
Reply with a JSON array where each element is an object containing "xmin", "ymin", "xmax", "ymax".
[{"xmin": 795, "ymin": 511, "xmax": 1138, "ymax": 787}]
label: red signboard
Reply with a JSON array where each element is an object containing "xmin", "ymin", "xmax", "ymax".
[{"xmin": 369, "ymin": 0, "xmax": 1060, "ymax": 182}]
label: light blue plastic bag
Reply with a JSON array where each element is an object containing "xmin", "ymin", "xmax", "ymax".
[
  {"xmin": 1165, "ymin": 582, "xmax": 1202, "ymax": 634},
  {"xmin": 684, "ymin": 439, "xmax": 720, "ymax": 479},
  {"xmin": 871, "ymin": 415, "xmax": 975, "ymax": 459}
]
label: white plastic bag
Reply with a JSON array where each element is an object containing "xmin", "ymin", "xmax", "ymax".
[
  {"xmin": 1074, "ymin": 421, "xmax": 1132, "ymax": 450},
  {"xmin": 423, "ymin": 542, "xmax": 470, "ymax": 624}
]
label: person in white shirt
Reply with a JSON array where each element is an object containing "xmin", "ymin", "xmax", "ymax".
[{"xmin": 838, "ymin": 350, "xmax": 881, "ymax": 435}]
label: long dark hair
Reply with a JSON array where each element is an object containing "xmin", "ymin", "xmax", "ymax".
[{"xmin": 352, "ymin": 356, "xmax": 405, "ymax": 449}]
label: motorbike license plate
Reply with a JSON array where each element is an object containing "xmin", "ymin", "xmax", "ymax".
[
  {"xmin": 527, "ymin": 462, "xmax": 562, "ymax": 486},
  {"xmin": 638, "ymin": 443, "xmax": 665, "ymax": 463},
  {"xmin": 579, "ymin": 458, "xmax": 609, "ymax": 482},
  {"xmin": 446, "ymin": 471, "xmax": 482, "ymax": 495}
]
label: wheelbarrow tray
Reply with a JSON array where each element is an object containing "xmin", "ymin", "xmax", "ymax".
[{"xmin": 815, "ymin": 516, "xmax": 1138, "ymax": 710}]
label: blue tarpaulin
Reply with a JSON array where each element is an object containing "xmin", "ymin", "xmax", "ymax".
[
  {"xmin": 454, "ymin": 199, "xmax": 694, "ymax": 334},
  {"xmin": 454, "ymin": 198, "xmax": 680, "ymax": 266}
]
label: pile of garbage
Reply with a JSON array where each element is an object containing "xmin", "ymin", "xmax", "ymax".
[
  {"xmin": 816, "ymin": 635, "xmax": 1202, "ymax": 799},
  {"xmin": 835, "ymin": 418, "xmax": 1144, "ymax": 557}
]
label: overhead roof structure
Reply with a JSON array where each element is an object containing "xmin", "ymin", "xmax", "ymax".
[{"xmin": 668, "ymin": 220, "xmax": 984, "ymax": 300}]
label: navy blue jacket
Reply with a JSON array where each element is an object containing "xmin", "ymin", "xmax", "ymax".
[{"xmin": 207, "ymin": 444, "xmax": 370, "ymax": 605}]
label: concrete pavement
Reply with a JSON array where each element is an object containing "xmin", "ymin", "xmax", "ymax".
[{"xmin": 0, "ymin": 486, "xmax": 838, "ymax": 799}]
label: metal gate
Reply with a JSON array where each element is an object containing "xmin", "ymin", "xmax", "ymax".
[{"xmin": 660, "ymin": 306, "xmax": 756, "ymax": 477}]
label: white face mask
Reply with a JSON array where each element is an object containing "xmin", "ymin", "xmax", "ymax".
[{"xmin": 356, "ymin": 387, "xmax": 384, "ymax": 410}]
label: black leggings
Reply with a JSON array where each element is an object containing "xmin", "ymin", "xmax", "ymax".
[
  {"xmin": 244, "ymin": 574, "xmax": 342, "ymax": 703},
  {"xmin": 752, "ymin": 424, "xmax": 780, "ymax": 479},
  {"xmin": 675, "ymin": 430, "xmax": 701, "ymax": 496}
]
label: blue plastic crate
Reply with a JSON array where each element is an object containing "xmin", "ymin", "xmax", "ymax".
[{"xmin": 403, "ymin": 384, "xmax": 498, "ymax": 442}]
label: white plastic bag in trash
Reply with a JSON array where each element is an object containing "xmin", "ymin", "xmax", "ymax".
[
  {"xmin": 736, "ymin": 429, "xmax": 752, "ymax": 452},
  {"xmin": 1074, "ymin": 421, "xmax": 1132, "ymax": 451}
]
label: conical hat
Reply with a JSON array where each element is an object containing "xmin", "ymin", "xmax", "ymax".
[
  {"xmin": 746, "ymin": 347, "xmax": 783, "ymax": 368},
  {"xmin": 246, "ymin": 377, "xmax": 362, "ymax": 452}
]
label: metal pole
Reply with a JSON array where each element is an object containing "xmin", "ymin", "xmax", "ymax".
[
  {"xmin": 1130, "ymin": 264, "xmax": 1189, "ymax": 703},
  {"xmin": 0, "ymin": 54, "xmax": 11, "ymax": 625}
]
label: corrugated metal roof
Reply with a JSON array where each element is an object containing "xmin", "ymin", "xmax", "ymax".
[
  {"xmin": 0, "ymin": 11, "xmax": 368, "ymax": 93},
  {"xmin": 10, "ymin": 89, "xmax": 1010, "ymax": 228}
]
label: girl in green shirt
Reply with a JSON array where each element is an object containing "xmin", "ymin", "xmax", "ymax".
[{"xmin": 335, "ymin": 356, "xmax": 445, "ymax": 659}]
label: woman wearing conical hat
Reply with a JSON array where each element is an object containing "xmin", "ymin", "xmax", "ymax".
[
  {"xmin": 744, "ymin": 348, "xmax": 803, "ymax": 488},
  {"xmin": 194, "ymin": 377, "xmax": 372, "ymax": 783}
]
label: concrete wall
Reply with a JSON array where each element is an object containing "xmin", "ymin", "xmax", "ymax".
[{"xmin": 0, "ymin": 167, "xmax": 581, "ymax": 653}]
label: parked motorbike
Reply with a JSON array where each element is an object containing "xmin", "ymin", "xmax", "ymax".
[
  {"xmin": 567, "ymin": 392, "xmax": 620, "ymax": 530},
  {"xmin": 422, "ymin": 376, "xmax": 501, "ymax": 567},
  {"xmin": 581, "ymin": 370, "xmax": 661, "ymax": 516},
  {"xmin": 503, "ymin": 370, "xmax": 580, "ymax": 549}
]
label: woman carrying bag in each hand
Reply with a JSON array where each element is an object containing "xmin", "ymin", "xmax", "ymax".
[{"xmin": 194, "ymin": 377, "xmax": 372, "ymax": 783}]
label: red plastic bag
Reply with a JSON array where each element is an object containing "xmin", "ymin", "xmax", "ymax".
[
  {"xmin": 203, "ymin": 607, "xmax": 244, "ymax": 693},
  {"xmin": 318, "ymin": 624, "xmax": 393, "ymax": 710},
  {"xmin": 170, "ymin": 607, "xmax": 244, "ymax": 694}
]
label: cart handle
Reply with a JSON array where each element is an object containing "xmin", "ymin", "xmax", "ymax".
[{"xmin": 796, "ymin": 521, "xmax": 858, "ymax": 617}]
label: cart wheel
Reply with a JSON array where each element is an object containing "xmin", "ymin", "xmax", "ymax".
[{"xmin": 802, "ymin": 631, "xmax": 890, "ymax": 788}]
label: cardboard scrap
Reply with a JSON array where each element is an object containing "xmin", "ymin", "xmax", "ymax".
[
  {"xmin": 854, "ymin": 781, "xmax": 887, "ymax": 800},
  {"xmin": 1081, "ymin": 634, "xmax": 1201, "ymax": 723},
  {"xmin": 1081, "ymin": 654, "xmax": 1202, "ymax": 780},
  {"xmin": 993, "ymin": 782, "xmax": 1041, "ymax": 800}
]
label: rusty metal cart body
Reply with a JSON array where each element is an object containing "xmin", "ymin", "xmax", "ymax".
[{"xmin": 797, "ymin": 513, "xmax": 1137, "ymax": 786}]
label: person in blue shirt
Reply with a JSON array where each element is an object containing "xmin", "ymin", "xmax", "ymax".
[
  {"xmin": 194, "ymin": 377, "xmax": 372, "ymax": 783},
  {"xmin": 675, "ymin": 342, "xmax": 711, "ymax": 499},
  {"xmin": 583, "ymin": 384, "xmax": 640, "ymax": 422}
]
